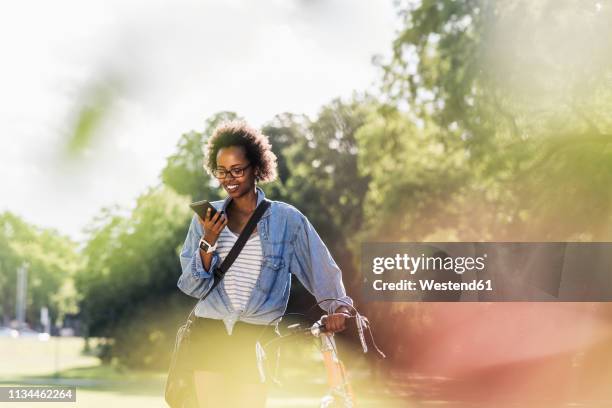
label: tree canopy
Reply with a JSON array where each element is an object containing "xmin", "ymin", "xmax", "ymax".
[{"xmin": 0, "ymin": 212, "xmax": 78, "ymax": 328}]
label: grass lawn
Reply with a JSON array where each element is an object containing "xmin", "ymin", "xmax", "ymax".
[
  {"xmin": 0, "ymin": 336, "xmax": 164, "ymax": 407},
  {"xmin": 0, "ymin": 337, "xmax": 98, "ymax": 378},
  {"xmin": 0, "ymin": 337, "xmax": 405, "ymax": 407}
]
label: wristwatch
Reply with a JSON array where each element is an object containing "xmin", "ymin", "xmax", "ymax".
[{"xmin": 199, "ymin": 237, "xmax": 217, "ymax": 254}]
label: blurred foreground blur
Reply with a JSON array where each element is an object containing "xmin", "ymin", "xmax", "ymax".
[{"xmin": 2, "ymin": 303, "xmax": 612, "ymax": 408}]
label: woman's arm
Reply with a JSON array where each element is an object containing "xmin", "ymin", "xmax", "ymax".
[
  {"xmin": 290, "ymin": 212, "xmax": 354, "ymax": 327},
  {"xmin": 177, "ymin": 214, "xmax": 220, "ymax": 298}
]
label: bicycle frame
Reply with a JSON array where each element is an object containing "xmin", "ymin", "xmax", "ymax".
[
  {"xmin": 315, "ymin": 330, "xmax": 355, "ymax": 407},
  {"xmin": 256, "ymin": 300, "xmax": 385, "ymax": 408}
]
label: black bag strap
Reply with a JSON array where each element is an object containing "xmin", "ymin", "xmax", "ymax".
[
  {"xmin": 184, "ymin": 199, "xmax": 271, "ymax": 323},
  {"xmin": 205, "ymin": 198, "xmax": 270, "ymax": 299}
]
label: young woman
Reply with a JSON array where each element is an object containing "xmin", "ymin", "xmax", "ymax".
[{"xmin": 177, "ymin": 121, "xmax": 352, "ymax": 407}]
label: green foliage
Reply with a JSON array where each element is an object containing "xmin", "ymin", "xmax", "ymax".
[
  {"xmin": 350, "ymin": 0, "xmax": 612, "ymax": 366},
  {"xmin": 374, "ymin": 0, "xmax": 612, "ymax": 240},
  {"xmin": 262, "ymin": 113, "xmax": 311, "ymax": 187},
  {"xmin": 0, "ymin": 212, "xmax": 78, "ymax": 327},
  {"xmin": 76, "ymin": 186, "xmax": 194, "ymax": 367},
  {"xmin": 110, "ymin": 294, "xmax": 192, "ymax": 369},
  {"xmin": 262, "ymin": 98, "xmax": 376, "ymax": 307},
  {"xmin": 278, "ymin": 97, "xmax": 376, "ymax": 294},
  {"xmin": 65, "ymin": 76, "xmax": 122, "ymax": 157},
  {"xmin": 355, "ymin": 106, "xmax": 472, "ymax": 241},
  {"xmin": 161, "ymin": 112, "xmax": 239, "ymax": 200},
  {"xmin": 281, "ymin": 97, "xmax": 374, "ymax": 243}
]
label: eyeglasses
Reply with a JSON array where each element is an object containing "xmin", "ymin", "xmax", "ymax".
[{"xmin": 212, "ymin": 163, "xmax": 251, "ymax": 179}]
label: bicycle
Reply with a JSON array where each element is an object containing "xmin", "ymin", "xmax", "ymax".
[{"xmin": 255, "ymin": 299, "xmax": 386, "ymax": 408}]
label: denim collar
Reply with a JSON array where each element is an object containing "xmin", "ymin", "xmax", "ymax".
[{"xmin": 220, "ymin": 186, "xmax": 269, "ymax": 218}]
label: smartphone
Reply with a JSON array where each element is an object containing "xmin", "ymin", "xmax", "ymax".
[{"xmin": 189, "ymin": 200, "xmax": 219, "ymax": 221}]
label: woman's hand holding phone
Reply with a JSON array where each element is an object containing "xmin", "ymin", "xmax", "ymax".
[{"xmin": 198, "ymin": 207, "xmax": 228, "ymax": 244}]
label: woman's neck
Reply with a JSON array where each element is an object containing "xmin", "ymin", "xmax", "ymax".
[{"xmin": 230, "ymin": 187, "xmax": 257, "ymax": 215}]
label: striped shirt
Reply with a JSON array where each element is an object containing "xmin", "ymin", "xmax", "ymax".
[{"xmin": 216, "ymin": 226, "xmax": 263, "ymax": 312}]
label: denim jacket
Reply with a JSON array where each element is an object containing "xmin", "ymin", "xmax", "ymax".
[{"xmin": 178, "ymin": 187, "xmax": 353, "ymax": 334}]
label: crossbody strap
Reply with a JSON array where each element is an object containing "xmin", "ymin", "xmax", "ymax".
[{"xmin": 208, "ymin": 198, "xmax": 270, "ymax": 296}]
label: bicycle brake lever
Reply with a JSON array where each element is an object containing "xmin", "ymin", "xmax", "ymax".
[{"xmin": 356, "ymin": 314, "xmax": 368, "ymax": 353}]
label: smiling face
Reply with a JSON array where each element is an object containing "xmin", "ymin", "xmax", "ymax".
[{"xmin": 215, "ymin": 145, "xmax": 256, "ymax": 198}]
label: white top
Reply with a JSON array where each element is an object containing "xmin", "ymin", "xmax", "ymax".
[{"xmin": 215, "ymin": 226, "xmax": 263, "ymax": 312}]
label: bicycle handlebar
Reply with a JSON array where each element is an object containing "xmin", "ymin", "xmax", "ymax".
[
  {"xmin": 282, "ymin": 312, "xmax": 380, "ymax": 356},
  {"xmin": 257, "ymin": 300, "xmax": 385, "ymax": 357},
  {"xmin": 255, "ymin": 300, "xmax": 386, "ymax": 383}
]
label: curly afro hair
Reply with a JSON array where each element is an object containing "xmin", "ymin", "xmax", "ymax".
[{"xmin": 204, "ymin": 120, "xmax": 278, "ymax": 183}]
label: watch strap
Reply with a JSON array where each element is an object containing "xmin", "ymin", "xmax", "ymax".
[{"xmin": 199, "ymin": 237, "xmax": 217, "ymax": 253}]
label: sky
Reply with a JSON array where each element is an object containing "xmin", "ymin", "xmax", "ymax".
[{"xmin": 0, "ymin": 0, "xmax": 398, "ymax": 243}]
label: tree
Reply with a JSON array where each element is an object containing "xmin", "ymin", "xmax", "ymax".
[
  {"xmin": 348, "ymin": 0, "xmax": 612, "ymax": 380},
  {"xmin": 76, "ymin": 186, "xmax": 192, "ymax": 368},
  {"xmin": 355, "ymin": 105, "xmax": 472, "ymax": 241},
  {"xmin": 272, "ymin": 96, "xmax": 376, "ymax": 313},
  {"xmin": 0, "ymin": 212, "xmax": 78, "ymax": 328},
  {"xmin": 261, "ymin": 112, "xmax": 310, "ymax": 186},
  {"xmin": 161, "ymin": 112, "xmax": 239, "ymax": 201},
  {"xmin": 374, "ymin": 0, "xmax": 612, "ymax": 240}
]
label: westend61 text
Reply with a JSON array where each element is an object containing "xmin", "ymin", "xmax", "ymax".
[{"xmin": 373, "ymin": 279, "xmax": 493, "ymax": 291}]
